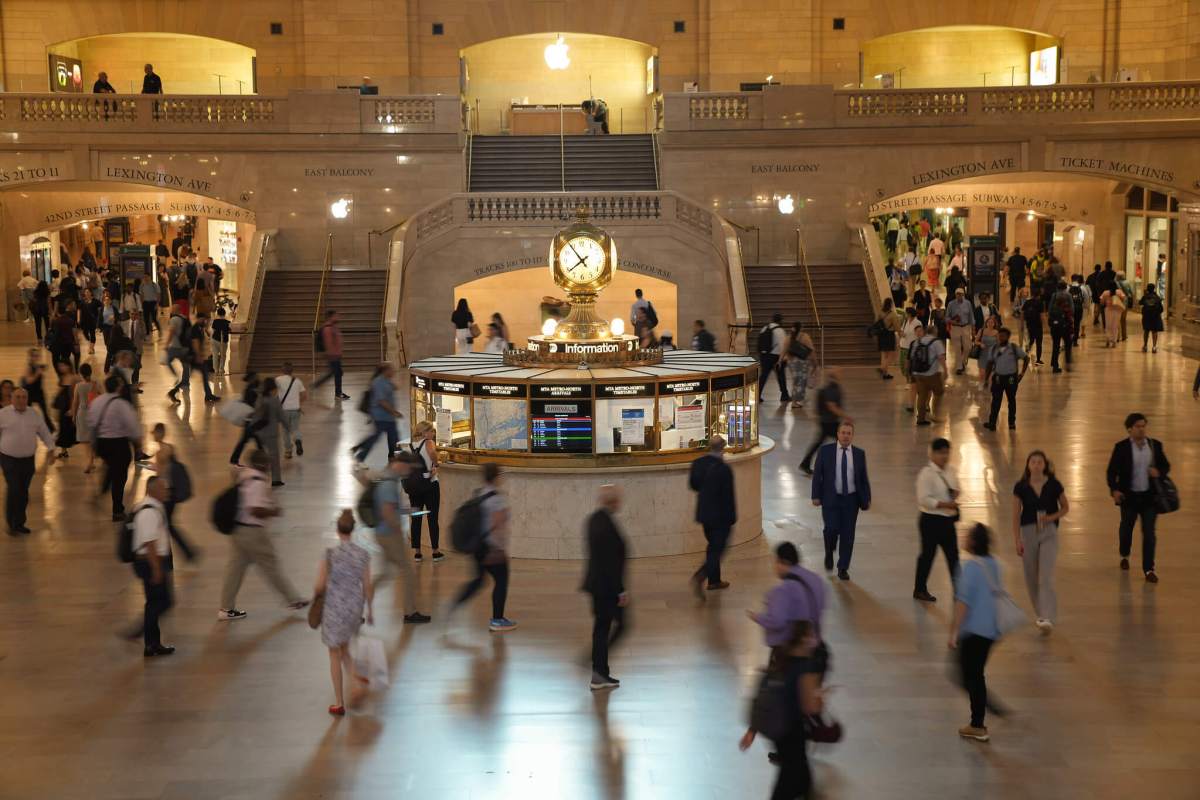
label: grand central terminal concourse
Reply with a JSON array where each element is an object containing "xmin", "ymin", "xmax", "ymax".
[{"xmin": 3, "ymin": 2, "xmax": 1200, "ymax": 799}]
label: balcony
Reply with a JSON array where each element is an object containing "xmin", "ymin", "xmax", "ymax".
[
  {"xmin": 0, "ymin": 90, "xmax": 463, "ymax": 135},
  {"xmin": 665, "ymin": 81, "xmax": 1200, "ymax": 131}
]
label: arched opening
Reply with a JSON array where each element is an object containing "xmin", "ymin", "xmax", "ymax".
[
  {"xmin": 462, "ymin": 33, "xmax": 658, "ymax": 134},
  {"xmin": 861, "ymin": 26, "xmax": 1061, "ymax": 88},
  {"xmin": 47, "ymin": 33, "xmax": 256, "ymax": 95}
]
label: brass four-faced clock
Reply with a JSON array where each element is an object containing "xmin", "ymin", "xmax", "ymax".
[{"xmin": 548, "ymin": 208, "xmax": 619, "ymax": 339}]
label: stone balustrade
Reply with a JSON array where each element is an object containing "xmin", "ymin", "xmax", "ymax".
[
  {"xmin": 666, "ymin": 80, "xmax": 1200, "ymax": 130},
  {"xmin": 0, "ymin": 90, "xmax": 462, "ymax": 134}
]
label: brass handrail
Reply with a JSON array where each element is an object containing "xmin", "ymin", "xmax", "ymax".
[
  {"xmin": 796, "ymin": 227, "xmax": 824, "ymax": 367},
  {"xmin": 559, "ymin": 104, "xmax": 566, "ymax": 190},
  {"xmin": 311, "ymin": 234, "xmax": 333, "ymax": 376},
  {"xmin": 372, "ymin": 219, "xmax": 407, "ymax": 362},
  {"xmin": 724, "ymin": 217, "xmax": 760, "ymax": 265}
]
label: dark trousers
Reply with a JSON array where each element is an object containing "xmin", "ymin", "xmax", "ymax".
[
  {"xmin": 314, "ymin": 357, "xmax": 344, "ymax": 396},
  {"xmin": 958, "ymin": 634, "xmax": 994, "ymax": 728},
  {"xmin": 695, "ymin": 524, "xmax": 731, "ymax": 584},
  {"xmin": 409, "ymin": 481, "xmax": 441, "ymax": 550},
  {"xmin": 770, "ymin": 731, "xmax": 812, "ymax": 800},
  {"xmin": 800, "ymin": 421, "xmax": 839, "ymax": 471},
  {"xmin": 163, "ymin": 499, "xmax": 197, "ymax": 561},
  {"xmin": 142, "ymin": 301, "xmax": 160, "ymax": 333},
  {"xmin": 0, "ymin": 454, "xmax": 36, "ymax": 530},
  {"xmin": 96, "ymin": 436, "xmax": 132, "ymax": 515},
  {"xmin": 987, "ymin": 375, "xmax": 1018, "ymax": 427},
  {"xmin": 1008, "ymin": 280, "xmax": 1023, "ymax": 304},
  {"xmin": 454, "ymin": 550, "xmax": 509, "ymax": 620},
  {"xmin": 33, "ymin": 311, "xmax": 51, "ymax": 342},
  {"xmin": 355, "ymin": 418, "xmax": 399, "ymax": 462},
  {"xmin": 1072, "ymin": 312, "xmax": 1083, "ymax": 343},
  {"xmin": 1051, "ymin": 329, "xmax": 1072, "ymax": 370},
  {"xmin": 822, "ymin": 493, "xmax": 860, "ymax": 571},
  {"xmin": 1119, "ymin": 491, "xmax": 1158, "ymax": 573},
  {"xmin": 914, "ymin": 513, "xmax": 959, "ymax": 594},
  {"xmin": 133, "ymin": 557, "xmax": 174, "ymax": 648},
  {"xmin": 230, "ymin": 424, "xmax": 264, "ymax": 465},
  {"xmin": 757, "ymin": 353, "xmax": 788, "ymax": 400},
  {"xmin": 590, "ymin": 593, "xmax": 628, "ymax": 677},
  {"xmin": 1026, "ymin": 326, "xmax": 1042, "ymax": 361}
]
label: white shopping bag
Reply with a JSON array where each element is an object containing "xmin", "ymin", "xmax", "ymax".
[
  {"xmin": 218, "ymin": 399, "xmax": 253, "ymax": 426},
  {"xmin": 351, "ymin": 635, "xmax": 390, "ymax": 689}
]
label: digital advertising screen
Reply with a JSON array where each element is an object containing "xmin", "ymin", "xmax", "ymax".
[
  {"xmin": 48, "ymin": 54, "xmax": 84, "ymax": 93},
  {"xmin": 531, "ymin": 399, "xmax": 593, "ymax": 453},
  {"xmin": 1029, "ymin": 46, "xmax": 1058, "ymax": 86}
]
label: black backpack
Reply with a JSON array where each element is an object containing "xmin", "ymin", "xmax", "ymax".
[
  {"xmin": 644, "ymin": 301, "xmax": 659, "ymax": 328},
  {"xmin": 450, "ymin": 490, "xmax": 494, "ymax": 553},
  {"xmin": 313, "ymin": 327, "xmax": 326, "ymax": 353},
  {"xmin": 909, "ymin": 339, "xmax": 933, "ymax": 374},
  {"xmin": 757, "ymin": 324, "xmax": 778, "ymax": 355},
  {"xmin": 749, "ymin": 668, "xmax": 799, "ymax": 741},
  {"xmin": 169, "ymin": 459, "xmax": 193, "ymax": 503},
  {"xmin": 1068, "ymin": 284, "xmax": 1084, "ymax": 312},
  {"xmin": 211, "ymin": 482, "xmax": 242, "ymax": 534}
]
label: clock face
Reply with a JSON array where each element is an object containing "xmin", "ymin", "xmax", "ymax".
[{"xmin": 559, "ymin": 236, "xmax": 607, "ymax": 284}]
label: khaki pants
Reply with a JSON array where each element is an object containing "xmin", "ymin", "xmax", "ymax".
[
  {"xmin": 221, "ymin": 525, "xmax": 302, "ymax": 609},
  {"xmin": 1020, "ymin": 523, "xmax": 1058, "ymax": 622},
  {"xmin": 914, "ymin": 373, "xmax": 945, "ymax": 423},
  {"xmin": 950, "ymin": 326, "xmax": 973, "ymax": 372},
  {"xmin": 281, "ymin": 410, "xmax": 302, "ymax": 454},
  {"xmin": 374, "ymin": 532, "xmax": 416, "ymax": 614}
]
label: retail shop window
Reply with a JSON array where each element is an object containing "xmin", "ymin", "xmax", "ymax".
[
  {"xmin": 1126, "ymin": 186, "xmax": 1145, "ymax": 210},
  {"xmin": 1148, "ymin": 191, "xmax": 1169, "ymax": 212},
  {"xmin": 713, "ymin": 387, "xmax": 755, "ymax": 449}
]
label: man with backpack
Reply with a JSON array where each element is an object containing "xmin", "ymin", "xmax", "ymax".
[
  {"xmin": 164, "ymin": 301, "xmax": 192, "ymax": 401},
  {"xmin": 356, "ymin": 451, "xmax": 432, "ymax": 624},
  {"xmin": 756, "ymin": 312, "xmax": 789, "ymax": 404},
  {"xmin": 629, "ymin": 288, "xmax": 652, "ymax": 329},
  {"xmin": 352, "ymin": 363, "xmax": 403, "ymax": 465},
  {"xmin": 129, "ymin": 476, "xmax": 176, "ymax": 657},
  {"xmin": 448, "ymin": 462, "xmax": 517, "ymax": 632},
  {"xmin": 908, "ymin": 322, "xmax": 946, "ymax": 426},
  {"xmin": 1048, "ymin": 283, "xmax": 1074, "ymax": 374},
  {"xmin": 216, "ymin": 449, "xmax": 309, "ymax": 621},
  {"xmin": 1069, "ymin": 274, "xmax": 1090, "ymax": 343}
]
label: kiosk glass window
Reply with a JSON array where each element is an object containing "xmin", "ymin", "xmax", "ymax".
[
  {"xmin": 595, "ymin": 397, "xmax": 656, "ymax": 454},
  {"xmin": 421, "ymin": 381, "xmax": 471, "ymax": 448},
  {"xmin": 657, "ymin": 386, "xmax": 708, "ymax": 451},
  {"xmin": 713, "ymin": 386, "xmax": 755, "ymax": 448}
]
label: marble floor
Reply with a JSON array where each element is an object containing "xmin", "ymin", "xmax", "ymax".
[{"xmin": 1, "ymin": 318, "xmax": 1198, "ymax": 800}]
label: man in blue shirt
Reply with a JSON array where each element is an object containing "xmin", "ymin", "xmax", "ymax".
[
  {"xmin": 363, "ymin": 452, "xmax": 431, "ymax": 624},
  {"xmin": 352, "ymin": 363, "xmax": 403, "ymax": 464}
]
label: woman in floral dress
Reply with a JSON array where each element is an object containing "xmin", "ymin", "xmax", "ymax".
[{"xmin": 315, "ymin": 510, "xmax": 373, "ymax": 716}]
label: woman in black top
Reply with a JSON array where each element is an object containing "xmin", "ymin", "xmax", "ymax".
[
  {"xmin": 1139, "ymin": 285, "xmax": 1165, "ymax": 353},
  {"xmin": 451, "ymin": 298, "xmax": 474, "ymax": 354},
  {"xmin": 77, "ymin": 288, "xmax": 102, "ymax": 354},
  {"xmin": 20, "ymin": 348, "xmax": 54, "ymax": 433},
  {"xmin": 912, "ymin": 280, "xmax": 933, "ymax": 327},
  {"xmin": 31, "ymin": 280, "xmax": 52, "ymax": 346},
  {"xmin": 1011, "ymin": 450, "xmax": 1069, "ymax": 634}
]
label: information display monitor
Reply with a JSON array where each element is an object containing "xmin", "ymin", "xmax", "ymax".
[{"xmin": 530, "ymin": 399, "xmax": 594, "ymax": 453}]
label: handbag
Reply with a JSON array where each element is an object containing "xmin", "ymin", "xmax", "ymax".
[
  {"xmin": 802, "ymin": 713, "xmax": 844, "ymax": 743},
  {"xmin": 787, "ymin": 340, "xmax": 812, "ymax": 360},
  {"xmin": 468, "ymin": 321, "xmax": 482, "ymax": 339},
  {"xmin": 1152, "ymin": 475, "xmax": 1180, "ymax": 514},
  {"xmin": 968, "ymin": 343, "xmax": 982, "ymax": 360},
  {"xmin": 979, "ymin": 559, "xmax": 1026, "ymax": 637}
]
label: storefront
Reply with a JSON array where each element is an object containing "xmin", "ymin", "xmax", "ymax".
[{"xmin": 1123, "ymin": 187, "xmax": 1178, "ymax": 309}]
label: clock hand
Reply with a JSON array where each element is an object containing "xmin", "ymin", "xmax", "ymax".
[{"xmin": 567, "ymin": 242, "xmax": 588, "ymax": 269}]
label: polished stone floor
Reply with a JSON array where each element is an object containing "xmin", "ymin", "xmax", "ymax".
[{"xmin": 0, "ymin": 318, "xmax": 1198, "ymax": 800}]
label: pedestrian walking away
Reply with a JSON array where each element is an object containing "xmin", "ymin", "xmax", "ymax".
[
  {"xmin": 314, "ymin": 509, "xmax": 374, "ymax": 715},
  {"xmin": 914, "ymin": 438, "xmax": 961, "ymax": 602},
  {"xmin": 689, "ymin": 436, "xmax": 737, "ymax": 595},
  {"xmin": 449, "ymin": 462, "xmax": 517, "ymax": 631},
  {"xmin": 129, "ymin": 477, "xmax": 176, "ymax": 657},
  {"xmin": 799, "ymin": 368, "xmax": 847, "ymax": 473},
  {"xmin": 87, "ymin": 376, "xmax": 144, "ymax": 519},
  {"xmin": 756, "ymin": 313, "xmax": 789, "ymax": 403},
  {"xmin": 275, "ymin": 362, "xmax": 306, "ymax": 459},
  {"xmin": 1012, "ymin": 451, "xmax": 1068, "ymax": 633},
  {"xmin": 1105, "ymin": 413, "xmax": 1170, "ymax": 582},
  {"xmin": 582, "ymin": 484, "xmax": 629, "ymax": 691},
  {"xmin": 810, "ymin": 422, "xmax": 871, "ymax": 580},
  {"xmin": 313, "ymin": 310, "xmax": 350, "ymax": 400}
]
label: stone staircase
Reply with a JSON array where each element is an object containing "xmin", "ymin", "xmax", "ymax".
[
  {"xmin": 468, "ymin": 134, "xmax": 658, "ymax": 192},
  {"xmin": 745, "ymin": 263, "xmax": 877, "ymax": 365},
  {"xmin": 246, "ymin": 269, "xmax": 387, "ymax": 373}
]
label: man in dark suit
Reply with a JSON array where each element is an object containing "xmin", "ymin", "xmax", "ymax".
[
  {"xmin": 582, "ymin": 485, "xmax": 628, "ymax": 691},
  {"xmin": 811, "ymin": 422, "xmax": 871, "ymax": 581},
  {"xmin": 1106, "ymin": 412, "xmax": 1171, "ymax": 583},
  {"xmin": 689, "ymin": 435, "xmax": 736, "ymax": 597},
  {"xmin": 142, "ymin": 63, "xmax": 163, "ymax": 94}
]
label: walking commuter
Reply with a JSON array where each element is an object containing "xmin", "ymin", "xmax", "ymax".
[
  {"xmin": 253, "ymin": 379, "xmax": 285, "ymax": 486},
  {"xmin": 17, "ymin": 270, "xmax": 37, "ymax": 322},
  {"xmin": 315, "ymin": 509, "xmax": 373, "ymax": 716},
  {"xmin": 1106, "ymin": 413, "xmax": 1170, "ymax": 582},
  {"xmin": 630, "ymin": 288, "xmax": 653, "ymax": 329},
  {"xmin": 1047, "ymin": 285, "xmax": 1074, "ymax": 373},
  {"xmin": 1117, "ymin": 272, "xmax": 1134, "ymax": 341},
  {"xmin": 217, "ymin": 449, "xmax": 310, "ymax": 620},
  {"xmin": 78, "ymin": 288, "xmax": 100, "ymax": 354},
  {"xmin": 31, "ymin": 280, "xmax": 52, "ymax": 346},
  {"xmin": 139, "ymin": 274, "xmax": 161, "ymax": 334},
  {"xmin": 810, "ymin": 422, "xmax": 871, "ymax": 580},
  {"xmin": 691, "ymin": 319, "xmax": 717, "ymax": 352},
  {"xmin": 1102, "ymin": 287, "xmax": 1125, "ymax": 347},
  {"xmin": 799, "ymin": 368, "xmax": 847, "ymax": 473},
  {"xmin": 981, "ymin": 327, "xmax": 1028, "ymax": 431},
  {"xmin": 689, "ymin": 436, "xmax": 736, "ymax": 595},
  {"xmin": 21, "ymin": 349, "xmax": 53, "ymax": 432},
  {"xmin": 451, "ymin": 298, "xmax": 476, "ymax": 355},
  {"xmin": 449, "ymin": 462, "xmax": 517, "ymax": 631},
  {"xmin": 946, "ymin": 288, "xmax": 974, "ymax": 374},
  {"xmin": 275, "ymin": 362, "xmax": 306, "ymax": 459},
  {"xmin": 313, "ymin": 310, "xmax": 351, "ymax": 400},
  {"xmin": 908, "ymin": 323, "xmax": 946, "ymax": 426},
  {"xmin": 948, "ymin": 524, "xmax": 1003, "ymax": 742},
  {"xmin": 229, "ymin": 373, "xmax": 264, "ymax": 466},
  {"xmin": 898, "ymin": 307, "xmax": 921, "ymax": 413},
  {"xmin": 783, "ymin": 322, "xmax": 815, "ymax": 409},
  {"xmin": 211, "ymin": 307, "xmax": 231, "ymax": 375},
  {"xmin": 756, "ymin": 313, "xmax": 789, "ymax": 403},
  {"xmin": 150, "ymin": 422, "xmax": 198, "ymax": 561},
  {"xmin": 358, "ymin": 452, "xmax": 432, "ymax": 623},
  {"xmin": 582, "ymin": 484, "xmax": 629, "ymax": 690},
  {"xmin": 69, "ymin": 363, "xmax": 96, "ymax": 473},
  {"xmin": 1012, "ymin": 451, "xmax": 1068, "ymax": 633},
  {"xmin": 87, "ymin": 375, "xmax": 144, "ymax": 520},
  {"xmin": 1020, "ymin": 290, "xmax": 1045, "ymax": 364},
  {"xmin": 914, "ymin": 438, "xmax": 961, "ymax": 602},
  {"xmin": 0, "ymin": 389, "xmax": 56, "ymax": 535},
  {"xmin": 876, "ymin": 298, "xmax": 900, "ymax": 380},
  {"xmin": 406, "ymin": 420, "xmax": 443, "ymax": 562},
  {"xmin": 141, "ymin": 63, "xmax": 163, "ymax": 94},
  {"xmin": 1006, "ymin": 248, "xmax": 1028, "ymax": 305},
  {"xmin": 1086, "ymin": 264, "xmax": 1105, "ymax": 327},
  {"xmin": 352, "ymin": 363, "xmax": 404, "ymax": 464},
  {"xmin": 1139, "ymin": 285, "xmax": 1165, "ymax": 353},
  {"xmin": 1068, "ymin": 275, "xmax": 1088, "ymax": 344},
  {"xmin": 130, "ymin": 477, "xmax": 176, "ymax": 657},
  {"xmin": 749, "ymin": 542, "xmax": 827, "ymax": 659}
]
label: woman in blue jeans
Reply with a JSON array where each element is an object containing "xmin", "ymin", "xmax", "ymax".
[{"xmin": 948, "ymin": 523, "xmax": 1002, "ymax": 743}]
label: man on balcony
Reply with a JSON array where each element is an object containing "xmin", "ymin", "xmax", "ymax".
[
  {"xmin": 93, "ymin": 72, "xmax": 115, "ymax": 94},
  {"xmin": 142, "ymin": 64, "xmax": 163, "ymax": 95}
]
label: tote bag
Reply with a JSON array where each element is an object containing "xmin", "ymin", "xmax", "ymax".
[{"xmin": 980, "ymin": 559, "xmax": 1026, "ymax": 637}]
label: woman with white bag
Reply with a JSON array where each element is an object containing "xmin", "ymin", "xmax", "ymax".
[
  {"xmin": 948, "ymin": 523, "xmax": 1023, "ymax": 744},
  {"xmin": 314, "ymin": 510, "xmax": 374, "ymax": 716}
]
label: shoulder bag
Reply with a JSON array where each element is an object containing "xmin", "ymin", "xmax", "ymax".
[
  {"xmin": 979, "ymin": 559, "xmax": 1026, "ymax": 637},
  {"xmin": 936, "ymin": 470, "xmax": 960, "ymax": 523},
  {"xmin": 1152, "ymin": 475, "xmax": 1180, "ymax": 514}
]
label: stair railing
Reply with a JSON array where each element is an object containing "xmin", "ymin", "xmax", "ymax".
[
  {"xmin": 796, "ymin": 227, "xmax": 825, "ymax": 367},
  {"xmin": 465, "ymin": 131, "xmax": 473, "ymax": 191},
  {"xmin": 651, "ymin": 132, "xmax": 662, "ymax": 190},
  {"xmin": 724, "ymin": 218, "xmax": 759, "ymax": 265},
  {"xmin": 371, "ymin": 219, "xmax": 407, "ymax": 362},
  {"xmin": 311, "ymin": 233, "xmax": 333, "ymax": 376}
]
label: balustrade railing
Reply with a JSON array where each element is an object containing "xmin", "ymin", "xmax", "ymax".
[{"xmin": 463, "ymin": 193, "xmax": 663, "ymax": 225}]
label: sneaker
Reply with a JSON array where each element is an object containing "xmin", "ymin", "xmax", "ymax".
[
  {"xmin": 337, "ymin": 393, "xmax": 352, "ymax": 401},
  {"xmin": 143, "ymin": 644, "xmax": 176, "ymax": 657},
  {"xmin": 706, "ymin": 580, "xmax": 731, "ymax": 591},
  {"xmin": 913, "ymin": 590, "xmax": 937, "ymax": 603},
  {"xmin": 272, "ymin": 481, "xmax": 285, "ymax": 487},
  {"xmin": 404, "ymin": 612, "xmax": 432, "ymax": 624},
  {"xmin": 432, "ymin": 551, "xmax": 446, "ymax": 562},
  {"xmin": 217, "ymin": 609, "xmax": 248, "ymax": 621},
  {"xmin": 958, "ymin": 725, "xmax": 989, "ymax": 742},
  {"xmin": 413, "ymin": 551, "xmax": 423, "ymax": 562},
  {"xmin": 296, "ymin": 441, "xmax": 304, "ymax": 456},
  {"xmin": 1035, "ymin": 619, "xmax": 1053, "ymax": 635},
  {"xmin": 590, "ymin": 672, "xmax": 620, "ymax": 690},
  {"xmin": 488, "ymin": 618, "xmax": 518, "ymax": 632}
]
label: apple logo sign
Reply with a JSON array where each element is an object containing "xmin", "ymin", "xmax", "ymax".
[{"xmin": 544, "ymin": 35, "xmax": 570, "ymax": 70}]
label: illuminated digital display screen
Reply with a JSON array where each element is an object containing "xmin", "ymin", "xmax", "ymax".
[{"xmin": 531, "ymin": 400, "xmax": 593, "ymax": 453}]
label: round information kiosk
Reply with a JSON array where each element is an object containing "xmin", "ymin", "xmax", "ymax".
[{"xmin": 408, "ymin": 210, "xmax": 773, "ymax": 559}]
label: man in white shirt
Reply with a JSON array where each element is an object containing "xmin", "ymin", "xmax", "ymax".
[
  {"xmin": 946, "ymin": 289, "xmax": 974, "ymax": 374},
  {"xmin": 87, "ymin": 375, "xmax": 145, "ymax": 520},
  {"xmin": 16, "ymin": 270, "xmax": 38, "ymax": 322},
  {"xmin": 913, "ymin": 437, "xmax": 960, "ymax": 602},
  {"xmin": 0, "ymin": 389, "xmax": 56, "ymax": 535},
  {"xmin": 217, "ymin": 449, "xmax": 309, "ymax": 621},
  {"xmin": 630, "ymin": 288, "xmax": 650, "ymax": 328},
  {"xmin": 756, "ymin": 312, "xmax": 790, "ymax": 403},
  {"xmin": 275, "ymin": 362, "xmax": 307, "ymax": 459},
  {"xmin": 132, "ymin": 477, "xmax": 175, "ymax": 657}
]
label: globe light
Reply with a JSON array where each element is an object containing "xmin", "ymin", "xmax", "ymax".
[
  {"xmin": 541, "ymin": 318, "xmax": 558, "ymax": 336},
  {"xmin": 610, "ymin": 318, "xmax": 625, "ymax": 336}
]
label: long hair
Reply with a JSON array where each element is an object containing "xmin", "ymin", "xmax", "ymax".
[
  {"xmin": 1020, "ymin": 450, "xmax": 1054, "ymax": 484},
  {"xmin": 966, "ymin": 523, "xmax": 991, "ymax": 557},
  {"xmin": 454, "ymin": 298, "xmax": 470, "ymax": 315}
]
